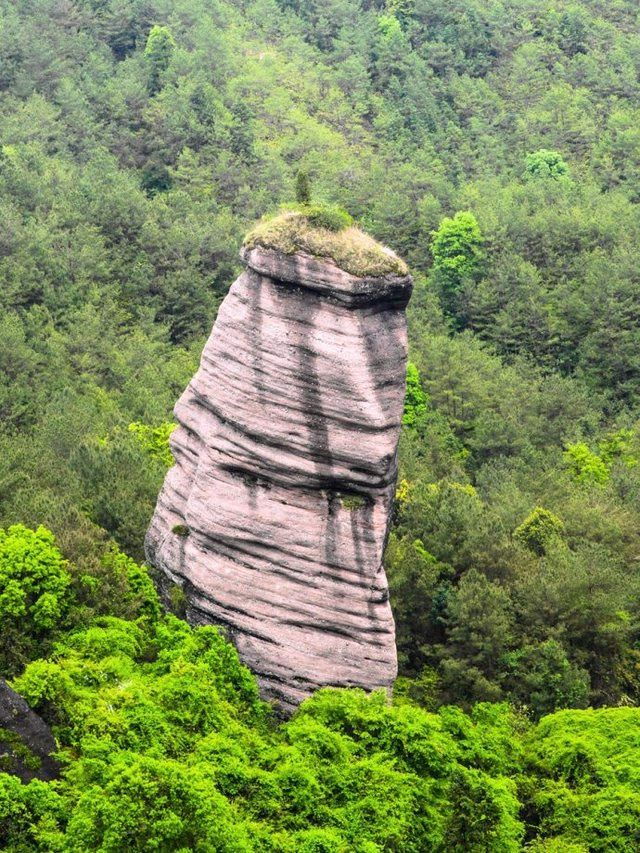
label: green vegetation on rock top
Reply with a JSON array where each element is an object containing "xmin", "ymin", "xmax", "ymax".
[{"xmin": 244, "ymin": 208, "xmax": 409, "ymax": 278}]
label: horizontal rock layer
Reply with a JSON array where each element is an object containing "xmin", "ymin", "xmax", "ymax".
[{"xmin": 146, "ymin": 246, "xmax": 412, "ymax": 713}]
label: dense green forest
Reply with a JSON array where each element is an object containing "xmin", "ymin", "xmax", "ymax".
[{"xmin": 2, "ymin": 0, "xmax": 640, "ymax": 848}]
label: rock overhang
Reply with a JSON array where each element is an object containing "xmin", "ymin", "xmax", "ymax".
[{"xmin": 240, "ymin": 244, "xmax": 413, "ymax": 308}]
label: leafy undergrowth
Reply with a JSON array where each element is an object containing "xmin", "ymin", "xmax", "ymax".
[
  {"xmin": 244, "ymin": 209, "xmax": 408, "ymax": 278},
  {"xmin": 2, "ymin": 613, "xmax": 525, "ymax": 852},
  {"xmin": 2, "ymin": 527, "xmax": 640, "ymax": 852},
  {"xmin": 522, "ymin": 708, "xmax": 640, "ymax": 852}
]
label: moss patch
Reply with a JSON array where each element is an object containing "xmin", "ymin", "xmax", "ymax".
[
  {"xmin": 337, "ymin": 493, "xmax": 369, "ymax": 511},
  {"xmin": 172, "ymin": 524, "xmax": 189, "ymax": 537},
  {"xmin": 0, "ymin": 727, "xmax": 41, "ymax": 773},
  {"xmin": 286, "ymin": 202, "xmax": 353, "ymax": 231},
  {"xmin": 244, "ymin": 209, "xmax": 408, "ymax": 278}
]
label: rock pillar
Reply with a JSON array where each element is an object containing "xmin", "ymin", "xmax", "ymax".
[{"xmin": 146, "ymin": 239, "xmax": 412, "ymax": 712}]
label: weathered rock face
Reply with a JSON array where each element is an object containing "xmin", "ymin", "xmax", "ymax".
[
  {"xmin": 146, "ymin": 242, "xmax": 412, "ymax": 713},
  {"xmin": 0, "ymin": 678, "xmax": 59, "ymax": 782}
]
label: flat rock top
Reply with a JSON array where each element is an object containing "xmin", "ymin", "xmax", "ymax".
[{"xmin": 242, "ymin": 211, "xmax": 412, "ymax": 306}]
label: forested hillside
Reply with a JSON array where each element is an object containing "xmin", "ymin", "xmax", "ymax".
[{"xmin": 2, "ymin": 0, "xmax": 640, "ymax": 849}]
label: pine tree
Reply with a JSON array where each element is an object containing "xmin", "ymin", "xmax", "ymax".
[
  {"xmin": 295, "ymin": 169, "xmax": 312, "ymax": 204},
  {"xmin": 144, "ymin": 25, "xmax": 176, "ymax": 95}
]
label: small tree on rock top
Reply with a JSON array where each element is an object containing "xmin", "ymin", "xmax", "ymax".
[{"xmin": 295, "ymin": 169, "xmax": 312, "ymax": 205}]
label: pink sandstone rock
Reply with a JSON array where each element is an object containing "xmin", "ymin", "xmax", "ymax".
[{"xmin": 145, "ymin": 243, "xmax": 412, "ymax": 713}]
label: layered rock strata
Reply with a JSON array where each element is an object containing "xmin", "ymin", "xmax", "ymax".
[{"xmin": 146, "ymin": 240, "xmax": 412, "ymax": 712}]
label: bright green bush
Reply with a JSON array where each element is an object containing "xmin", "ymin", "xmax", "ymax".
[
  {"xmin": 0, "ymin": 773, "xmax": 66, "ymax": 852},
  {"xmin": 4, "ymin": 606, "xmax": 640, "ymax": 851},
  {"xmin": 564, "ymin": 442, "xmax": 609, "ymax": 485},
  {"xmin": 403, "ymin": 362, "xmax": 429, "ymax": 428},
  {"xmin": 0, "ymin": 520, "xmax": 164, "ymax": 680},
  {"xmin": 144, "ymin": 25, "xmax": 176, "ymax": 94},
  {"xmin": 524, "ymin": 708, "xmax": 640, "ymax": 852},
  {"xmin": 65, "ymin": 756, "xmax": 251, "ymax": 852},
  {"xmin": 0, "ymin": 525, "xmax": 71, "ymax": 677},
  {"xmin": 128, "ymin": 421, "xmax": 176, "ymax": 468},
  {"xmin": 524, "ymin": 150, "xmax": 571, "ymax": 182},
  {"xmin": 4, "ymin": 619, "xmax": 526, "ymax": 852},
  {"xmin": 514, "ymin": 507, "xmax": 565, "ymax": 555},
  {"xmin": 430, "ymin": 211, "xmax": 485, "ymax": 322},
  {"xmin": 83, "ymin": 546, "xmax": 161, "ymax": 624},
  {"xmin": 598, "ymin": 429, "xmax": 637, "ymax": 467}
]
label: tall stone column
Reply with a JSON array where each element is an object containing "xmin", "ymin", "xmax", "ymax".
[{"xmin": 146, "ymin": 222, "xmax": 412, "ymax": 713}]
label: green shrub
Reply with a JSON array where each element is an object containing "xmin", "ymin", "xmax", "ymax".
[
  {"xmin": 303, "ymin": 203, "xmax": 353, "ymax": 231},
  {"xmin": 295, "ymin": 169, "xmax": 312, "ymax": 204},
  {"xmin": 337, "ymin": 493, "xmax": 368, "ymax": 510},
  {"xmin": 524, "ymin": 708, "xmax": 640, "ymax": 852},
  {"xmin": 524, "ymin": 150, "xmax": 571, "ymax": 182},
  {"xmin": 0, "ymin": 727, "xmax": 41, "ymax": 774},
  {"xmin": 144, "ymin": 25, "xmax": 176, "ymax": 94},
  {"xmin": 502, "ymin": 640, "xmax": 590, "ymax": 719},
  {"xmin": 169, "ymin": 584, "xmax": 188, "ymax": 618},
  {"xmin": 6, "ymin": 629, "xmax": 528, "ymax": 852},
  {"xmin": 514, "ymin": 507, "xmax": 565, "ymax": 556},
  {"xmin": 0, "ymin": 525, "xmax": 71, "ymax": 677},
  {"xmin": 403, "ymin": 362, "xmax": 429, "ymax": 428},
  {"xmin": 430, "ymin": 211, "xmax": 485, "ymax": 322},
  {"xmin": 128, "ymin": 421, "xmax": 176, "ymax": 468},
  {"xmin": 598, "ymin": 429, "xmax": 637, "ymax": 467},
  {"xmin": 564, "ymin": 442, "xmax": 609, "ymax": 485}
]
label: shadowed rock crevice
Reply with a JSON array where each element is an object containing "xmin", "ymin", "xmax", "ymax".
[{"xmin": 146, "ymin": 238, "xmax": 412, "ymax": 713}]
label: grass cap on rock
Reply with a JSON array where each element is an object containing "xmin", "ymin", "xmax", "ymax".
[{"xmin": 243, "ymin": 203, "xmax": 409, "ymax": 279}]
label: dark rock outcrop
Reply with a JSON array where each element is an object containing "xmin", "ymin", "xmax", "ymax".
[
  {"xmin": 0, "ymin": 678, "xmax": 59, "ymax": 782},
  {"xmin": 146, "ymin": 231, "xmax": 412, "ymax": 713}
]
